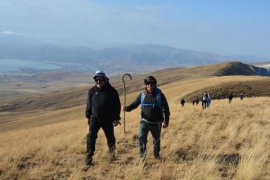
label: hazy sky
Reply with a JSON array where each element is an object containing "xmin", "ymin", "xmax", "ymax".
[{"xmin": 1, "ymin": 0, "xmax": 270, "ymax": 58}]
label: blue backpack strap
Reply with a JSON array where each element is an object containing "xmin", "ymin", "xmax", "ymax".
[
  {"xmin": 141, "ymin": 91, "xmax": 155, "ymax": 107},
  {"xmin": 140, "ymin": 92, "xmax": 146, "ymax": 106},
  {"xmin": 156, "ymin": 88, "xmax": 162, "ymax": 108},
  {"xmin": 140, "ymin": 88, "xmax": 162, "ymax": 109}
]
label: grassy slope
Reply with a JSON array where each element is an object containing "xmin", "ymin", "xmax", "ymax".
[
  {"xmin": 0, "ymin": 76, "xmax": 269, "ymax": 179},
  {"xmin": 0, "ymin": 76, "xmax": 267, "ymax": 131},
  {"xmin": 1, "ymin": 61, "xmax": 269, "ymax": 113}
]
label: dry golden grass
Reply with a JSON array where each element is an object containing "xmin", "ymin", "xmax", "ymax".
[{"xmin": 0, "ymin": 76, "xmax": 269, "ymax": 179}]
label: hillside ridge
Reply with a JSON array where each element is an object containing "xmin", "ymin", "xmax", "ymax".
[{"xmin": 1, "ymin": 61, "xmax": 270, "ymax": 113}]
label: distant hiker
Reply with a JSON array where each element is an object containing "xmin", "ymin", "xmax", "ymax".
[
  {"xmin": 228, "ymin": 92, "xmax": 233, "ymax": 103},
  {"xmin": 85, "ymin": 70, "xmax": 121, "ymax": 166},
  {"xmin": 202, "ymin": 92, "xmax": 209, "ymax": 109},
  {"xmin": 195, "ymin": 97, "xmax": 199, "ymax": 105},
  {"xmin": 240, "ymin": 92, "xmax": 244, "ymax": 100},
  {"xmin": 207, "ymin": 92, "xmax": 211, "ymax": 107},
  {"xmin": 123, "ymin": 76, "xmax": 170, "ymax": 159},
  {"xmin": 192, "ymin": 98, "xmax": 195, "ymax": 106},
  {"xmin": 180, "ymin": 98, "xmax": 185, "ymax": 107}
]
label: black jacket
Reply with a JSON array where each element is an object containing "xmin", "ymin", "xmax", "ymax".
[
  {"xmin": 126, "ymin": 89, "xmax": 170, "ymax": 125},
  {"xmin": 85, "ymin": 84, "xmax": 121, "ymax": 122}
]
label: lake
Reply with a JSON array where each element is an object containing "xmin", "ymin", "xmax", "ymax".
[{"xmin": 0, "ymin": 59, "xmax": 61, "ymax": 72}]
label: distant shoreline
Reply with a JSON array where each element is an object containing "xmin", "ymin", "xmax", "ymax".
[{"xmin": 0, "ymin": 59, "xmax": 61, "ymax": 72}]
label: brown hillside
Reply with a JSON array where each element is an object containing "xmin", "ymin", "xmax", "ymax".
[
  {"xmin": 0, "ymin": 61, "xmax": 269, "ymax": 113},
  {"xmin": 0, "ymin": 87, "xmax": 89, "ymax": 112},
  {"xmin": 26, "ymin": 70, "xmax": 90, "ymax": 82},
  {"xmin": 210, "ymin": 61, "xmax": 258, "ymax": 76},
  {"xmin": 0, "ymin": 75, "xmax": 268, "ymax": 132},
  {"xmin": 151, "ymin": 61, "xmax": 269, "ymax": 79}
]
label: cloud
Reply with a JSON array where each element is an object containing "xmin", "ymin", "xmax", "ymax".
[{"xmin": 0, "ymin": 30, "xmax": 17, "ymax": 35}]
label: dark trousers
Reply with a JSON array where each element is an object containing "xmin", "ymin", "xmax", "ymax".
[
  {"xmin": 138, "ymin": 121, "xmax": 162, "ymax": 158},
  {"xmin": 202, "ymin": 100, "xmax": 207, "ymax": 109},
  {"xmin": 86, "ymin": 118, "xmax": 115, "ymax": 158}
]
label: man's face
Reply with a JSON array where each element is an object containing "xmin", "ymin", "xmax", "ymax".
[
  {"xmin": 95, "ymin": 77, "xmax": 105, "ymax": 89},
  {"xmin": 146, "ymin": 82, "xmax": 156, "ymax": 92}
]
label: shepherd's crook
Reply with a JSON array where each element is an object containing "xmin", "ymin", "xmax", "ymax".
[{"xmin": 122, "ymin": 73, "xmax": 132, "ymax": 134}]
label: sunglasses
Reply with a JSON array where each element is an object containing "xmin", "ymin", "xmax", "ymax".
[
  {"xmin": 145, "ymin": 81, "xmax": 156, "ymax": 85},
  {"xmin": 95, "ymin": 78, "xmax": 105, "ymax": 83}
]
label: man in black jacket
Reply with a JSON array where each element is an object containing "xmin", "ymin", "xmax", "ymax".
[
  {"xmin": 85, "ymin": 71, "xmax": 121, "ymax": 166},
  {"xmin": 123, "ymin": 76, "xmax": 170, "ymax": 159}
]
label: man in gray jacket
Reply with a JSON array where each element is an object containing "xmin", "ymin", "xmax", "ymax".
[{"xmin": 123, "ymin": 76, "xmax": 170, "ymax": 159}]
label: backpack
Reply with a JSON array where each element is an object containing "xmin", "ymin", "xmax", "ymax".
[{"xmin": 140, "ymin": 88, "xmax": 162, "ymax": 109}]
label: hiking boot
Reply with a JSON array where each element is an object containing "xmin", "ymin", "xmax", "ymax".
[
  {"xmin": 109, "ymin": 152, "xmax": 116, "ymax": 162},
  {"xmin": 139, "ymin": 154, "xmax": 146, "ymax": 164},
  {"xmin": 140, "ymin": 152, "xmax": 146, "ymax": 159},
  {"xmin": 85, "ymin": 156, "xmax": 93, "ymax": 166}
]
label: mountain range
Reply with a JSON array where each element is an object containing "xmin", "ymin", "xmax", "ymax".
[{"xmin": 0, "ymin": 34, "xmax": 268, "ymax": 73}]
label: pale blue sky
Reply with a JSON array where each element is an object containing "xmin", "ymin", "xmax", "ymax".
[{"xmin": 0, "ymin": 0, "xmax": 269, "ymax": 58}]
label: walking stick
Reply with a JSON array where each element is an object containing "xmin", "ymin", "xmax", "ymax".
[{"xmin": 122, "ymin": 73, "xmax": 132, "ymax": 134}]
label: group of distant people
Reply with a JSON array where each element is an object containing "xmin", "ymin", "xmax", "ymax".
[
  {"xmin": 228, "ymin": 91, "xmax": 244, "ymax": 103},
  {"xmin": 179, "ymin": 91, "xmax": 245, "ymax": 108},
  {"xmin": 202, "ymin": 92, "xmax": 211, "ymax": 109},
  {"xmin": 180, "ymin": 92, "xmax": 211, "ymax": 109}
]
